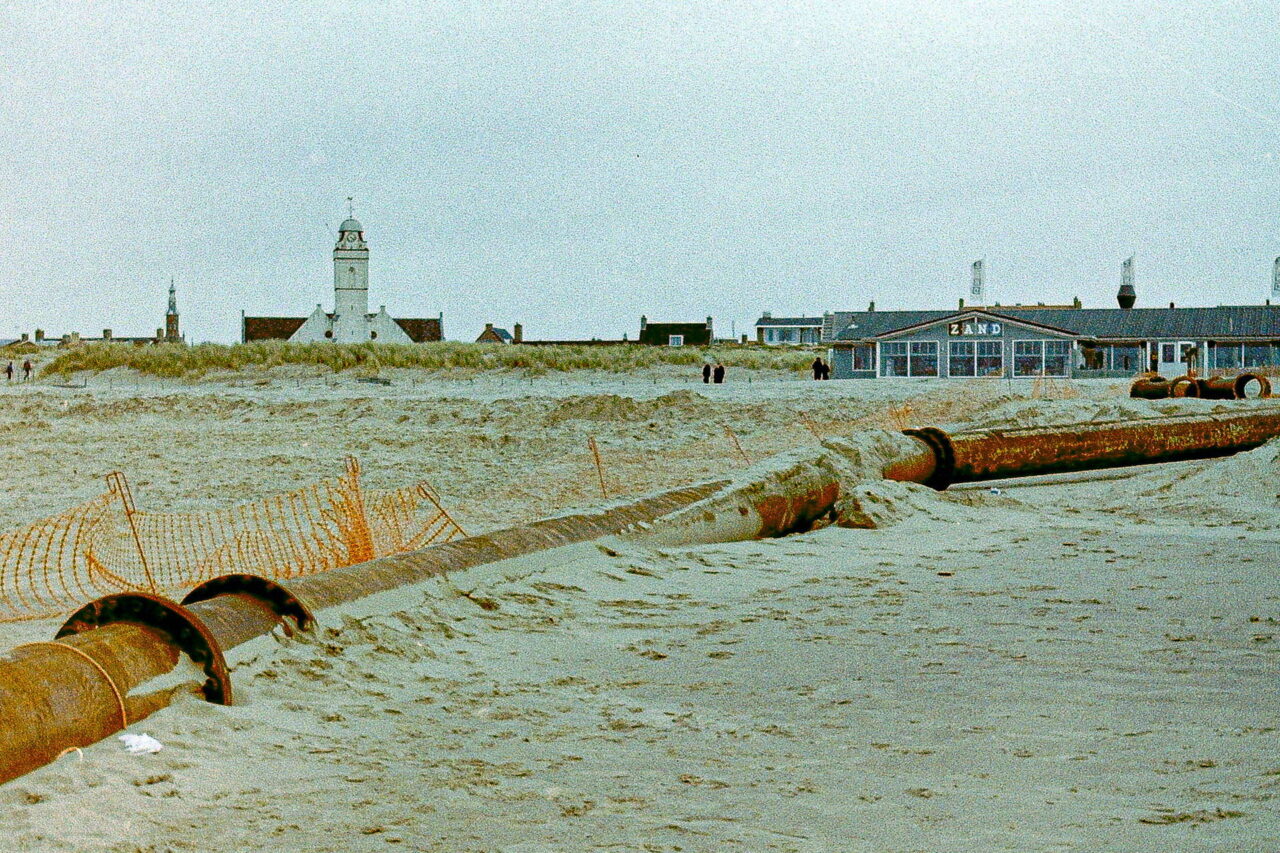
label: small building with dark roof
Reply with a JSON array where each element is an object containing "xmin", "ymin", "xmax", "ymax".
[
  {"xmin": 754, "ymin": 313, "xmax": 823, "ymax": 345},
  {"xmin": 826, "ymin": 303, "xmax": 1280, "ymax": 380},
  {"xmin": 475, "ymin": 323, "xmax": 514, "ymax": 343},
  {"xmin": 638, "ymin": 315, "xmax": 713, "ymax": 347}
]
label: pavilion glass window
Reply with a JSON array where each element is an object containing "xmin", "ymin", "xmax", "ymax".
[
  {"xmin": 880, "ymin": 342, "xmax": 909, "ymax": 376},
  {"xmin": 1044, "ymin": 340, "xmax": 1070, "ymax": 376},
  {"xmin": 1213, "ymin": 344, "xmax": 1242, "ymax": 369},
  {"xmin": 1243, "ymin": 343, "xmax": 1272, "ymax": 367},
  {"xmin": 909, "ymin": 341, "xmax": 938, "ymax": 377},
  {"xmin": 1013, "ymin": 341, "xmax": 1043, "ymax": 376},
  {"xmin": 949, "ymin": 341, "xmax": 976, "ymax": 377},
  {"xmin": 976, "ymin": 341, "xmax": 1002, "ymax": 376}
]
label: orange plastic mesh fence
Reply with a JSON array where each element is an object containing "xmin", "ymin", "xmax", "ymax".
[{"xmin": 0, "ymin": 458, "xmax": 465, "ymax": 622}]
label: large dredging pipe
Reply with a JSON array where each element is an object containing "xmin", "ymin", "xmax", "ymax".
[
  {"xmin": 6, "ymin": 406, "xmax": 1280, "ymax": 785},
  {"xmin": 0, "ymin": 481, "xmax": 726, "ymax": 785},
  {"xmin": 883, "ymin": 407, "xmax": 1280, "ymax": 488}
]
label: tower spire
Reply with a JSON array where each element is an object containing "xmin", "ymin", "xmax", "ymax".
[{"xmin": 347, "ymin": 196, "xmax": 354, "ymax": 218}]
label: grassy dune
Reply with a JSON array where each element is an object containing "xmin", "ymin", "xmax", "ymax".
[{"xmin": 40, "ymin": 340, "xmax": 819, "ymax": 378}]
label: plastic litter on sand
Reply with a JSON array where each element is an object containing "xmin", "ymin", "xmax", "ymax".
[{"xmin": 119, "ymin": 733, "xmax": 163, "ymax": 755}]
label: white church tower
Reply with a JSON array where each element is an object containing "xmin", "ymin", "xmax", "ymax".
[
  {"xmin": 332, "ymin": 215, "xmax": 370, "ymax": 342},
  {"xmin": 287, "ymin": 204, "xmax": 416, "ymax": 344}
]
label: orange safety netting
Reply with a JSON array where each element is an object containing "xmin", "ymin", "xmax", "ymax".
[{"xmin": 0, "ymin": 458, "xmax": 465, "ymax": 622}]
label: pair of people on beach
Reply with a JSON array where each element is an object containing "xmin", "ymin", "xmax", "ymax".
[
  {"xmin": 5, "ymin": 361, "xmax": 31, "ymax": 382},
  {"xmin": 811, "ymin": 356, "xmax": 830, "ymax": 380},
  {"xmin": 701, "ymin": 363, "xmax": 726, "ymax": 384}
]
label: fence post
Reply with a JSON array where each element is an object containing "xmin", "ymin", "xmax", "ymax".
[
  {"xmin": 106, "ymin": 472, "xmax": 157, "ymax": 593},
  {"xmin": 588, "ymin": 437, "xmax": 608, "ymax": 499},
  {"xmin": 724, "ymin": 426, "xmax": 751, "ymax": 464}
]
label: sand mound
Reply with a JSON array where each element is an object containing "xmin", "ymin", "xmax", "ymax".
[
  {"xmin": 543, "ymin": 390, "xmax": 709, "ymax": 424},
  {"xmin": 1123, "ymin": 436, "xmax": 1280, "ymax": 523},
  {"xmin": 951, "ymin": 397, "xmax": 1235, "ymax": 432}
]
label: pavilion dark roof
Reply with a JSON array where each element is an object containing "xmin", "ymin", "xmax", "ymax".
[{"xmin": 832, "ymin": 305, "xmax": 1280, "ymax": 342}]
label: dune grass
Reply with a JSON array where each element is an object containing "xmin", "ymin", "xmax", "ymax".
[{"xmin": 40, "ymin": 340, "xmax": 820, "ymax": 379}]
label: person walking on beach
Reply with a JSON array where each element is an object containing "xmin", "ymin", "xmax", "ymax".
[
  {"xmin": 22, "ymin": 359, "xmax": 32, "ymax": 382},
  {"xmin": 4, "ymin": 361, "xmax": 12, "ymax": 383},
  {"xmin": 712, "ymin": 363, "xmax": 725, "ymax": 384},
  {"xmin": 702, "ymin": 363, "xmax": 712, "ymax": 384},
  {"xmin": 811, "ymin": 356, "xmax": 823, "ymax": 381}
]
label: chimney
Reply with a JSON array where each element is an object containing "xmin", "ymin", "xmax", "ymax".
[
  {"xmin": 958, "ymin": 297, "xmax": 965, "ymax": 310},
  {"xmin": 1072, "ymin": 296, "xmax": 1081, "ymax": 309},
  {"xmin": 20, "ymin": 333, "xmax": 28, "ymax": 342},
  {"xmin": 1169, "ymin": 301, "xmax": 1175, "ymax": 309},
  {"xmin": 868, "ymin": 301, "xmax": 875, "ymax": 312},
  {"xmin": 740, "ymin": 334, "xmax": 747, "ymax": 344},
  {"xmin": 640, "ymin": 315, "xmax": 647, "ymax": 331},
  {"xmin": 513, "ymin": 323, "xmax": 523, "ymax": 343},
  {"xmin": 1118, "ymin": 256, "xmax": 1136, "ymax": 309},
  {"xmin": 35, "ymin": 329, "xmax": 43, "ymax": 342},
  {"xmin": 762, "ymin": 311, "xmax": 771, "ymax": 319},
  {"xmin": 706, "ymin": 316, "xmax": 713, "ymax": 329},
  {"xmin": 484, "ymin": 322, "xmax": 493, "ymax": 331},
  {"xmin": 103, "ymin": 329, "xmax": 112, "ymax": 341}
]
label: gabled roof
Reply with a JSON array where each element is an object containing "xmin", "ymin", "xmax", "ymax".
[
  {"xmin": 871, "ymin": 309, "xmax": 1079, "ymax": 341},
  {"xmin": 243, "ymin": 316, "xmax": 307, "ymax": 341},
  {"xmin": 393, "ymin": 318, "xmax": 443, "ymax": 343},
  {"xmin": 832, "ymin": 305, "xmax": 1280, "ymax": 342},
  {"xmin": 754, "ymin": 316, "xmax": 824, "ymax": 327}
]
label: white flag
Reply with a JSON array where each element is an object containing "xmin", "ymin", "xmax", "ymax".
[{"xmin": 970, "ymin": 260, "xmax": 984, "ymax": 301}]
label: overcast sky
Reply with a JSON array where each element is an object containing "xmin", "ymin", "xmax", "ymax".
[{"xmin": 2, "ymin": 0, "xmax": 1277, "ymax": 343}]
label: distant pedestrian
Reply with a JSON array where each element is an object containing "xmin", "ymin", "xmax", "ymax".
[
  {"xmin": 811, "ymin": 356, "xmax": 823, "ymax": 381},
  {"xmin": 22, "ymin": 360, "xmax": 32, "ymax": 382},
  {"xmin": 712, "ymin": 363, "xmax": 725, "ymax": 384},
  {"xmin": 4, "ymin": 361, "xmax": 12, "ymax": 383},
  {"xmin": 702, "ymin": 363, "xmax": 711, "ymax": 384},
  {"xmin": 820, "ymin": 359, "xmax": 830, "ymax": 380}
]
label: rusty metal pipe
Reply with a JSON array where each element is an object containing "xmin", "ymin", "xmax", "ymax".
[
  {"xmin": 1235, "ymin": 373, "xmax": 1272, "ymax": 399},
  {"xmin": 885, "ymin": 408, "xmax": 1280, "ymax": 487},
  {"xmin": 0, "ymin": 480, "xmax": 725, "ymax": 786},
  {"xmin": 1196, "ymin": 376, "xmax": 1238, "ymax": 400},
  {"xmin": 1129, "ymin": 376, "xmax": 1171, "ymax": 399},
  {"xmin": 1169, "ymin": 375, "xmax": 1200, "ymax": 398}
]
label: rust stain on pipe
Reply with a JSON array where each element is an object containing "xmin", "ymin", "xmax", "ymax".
[{"xmin": 943, "ymin": 409, "xmax": 1280, "ymax": 485}]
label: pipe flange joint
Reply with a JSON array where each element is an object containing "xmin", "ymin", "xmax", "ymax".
[
  {"xmin": 182, "ymin": 574, "xmax": 316, "ymax": 634},
  {"xmin": 903, "ymin": 426, "xmax": 956, "ymax": 490},
  {"xmin": 56, "ymin": 592, "xmax": 233, "ymax": 705}
]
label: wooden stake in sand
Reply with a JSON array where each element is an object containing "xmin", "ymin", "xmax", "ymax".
[
  {"xmin": 724, "ymin": 426, "xmax": 751, "ymax": 464},
  {"xmin": 588, "ymin": 436, "xmax": 608, "ymax": 498}
]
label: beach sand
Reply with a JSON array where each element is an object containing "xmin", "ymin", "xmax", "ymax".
[{"xmin": 1, "ymin": 369, "xmax": 1277, "ymax": 851}]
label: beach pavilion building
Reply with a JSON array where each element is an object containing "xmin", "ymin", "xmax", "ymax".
[{"xmin": 825, "ymin": 301, "xmax": 1280, "ymax": 380}]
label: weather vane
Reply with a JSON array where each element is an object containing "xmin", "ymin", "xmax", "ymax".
[{"xmin": 347, "ymin": 196, "xmax": 354, "ymax": 218}]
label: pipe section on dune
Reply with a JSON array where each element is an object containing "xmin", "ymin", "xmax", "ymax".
[
  {"xmin": 1131, "ymin": 373, "xmax": 1273, "ymax": 400},
  {"xmin": 886, "ymin": 408, "xmax": 1280, "ymax": 487}
]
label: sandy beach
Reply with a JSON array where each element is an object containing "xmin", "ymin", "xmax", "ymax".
[{"xmin": 1, "ymin": 368, "xmax": 1277, "ymax": 851}]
